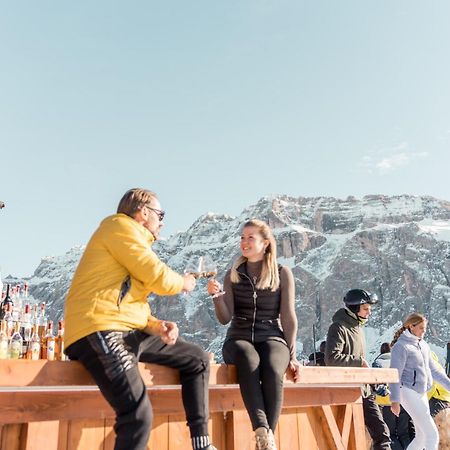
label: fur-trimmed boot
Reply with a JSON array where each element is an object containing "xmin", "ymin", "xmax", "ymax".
[{"xmin": 255, "ymin": 427, "xmax": 277, "ymax": 450}]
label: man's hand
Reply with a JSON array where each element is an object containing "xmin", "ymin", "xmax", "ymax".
[
  {"xmin": 182, "ymin": 274, "xmax": 196, "ymax": 293},
  {"xmin": 361, "ymin": 359, "xmax": 369, "ymax": 368},
  {"xmin": 391, "ymin": 402, "xmax": 401, "ymax": 417},
  {"xmin": 159, "ymin": 321, "xmax": 179, "ymax": 345}
]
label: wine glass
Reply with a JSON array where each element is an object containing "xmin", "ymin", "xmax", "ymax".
[
  {"xmin": 201, "ymin": 255, "xmax": 225, "ymax": 298},
  {"xmin": 184, "ymin": 255, "xmax": 206, "ymax": 279},
  {"xmin": 184, "ymin": 255, "xmax": 225, "ymax": 297}
]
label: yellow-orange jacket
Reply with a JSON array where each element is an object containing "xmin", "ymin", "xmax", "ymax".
[
  {"xmin": 427, "ymin": 352, "xmax": 450, "ymax": 402},
  {"xmin": 64, "ymin": 214, "xmax": 184, "ymax": 348}
]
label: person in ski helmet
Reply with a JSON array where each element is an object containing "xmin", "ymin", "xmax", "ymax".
[{"xmin": 325, "ymin": 288, "xmax": 391, "ymax": 449}]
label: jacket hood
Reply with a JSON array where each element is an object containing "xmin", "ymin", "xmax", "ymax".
[
  {"xmin": 332, "ymin": 308, "xmax": 359, "ymax": 328},
  {"xmin": 397, "ymin": 329, "xmax": 420, "ymax": 345}
]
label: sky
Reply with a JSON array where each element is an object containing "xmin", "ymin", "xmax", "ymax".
[{"xmin": 1, "ymin": 0, "xmax": 450, "ymax": 278}]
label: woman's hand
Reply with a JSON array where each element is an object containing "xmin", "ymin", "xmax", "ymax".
[
  {"xmin": 207, "ymin": 279, "xmax": 223, "ymax": 297},
  {"xmin": 391, "ymin": 402, "xmax": 401, "ymax": 417},
  {"xmin": 289, "ymin": 359, "xmax": 302, "ymax": 383}
]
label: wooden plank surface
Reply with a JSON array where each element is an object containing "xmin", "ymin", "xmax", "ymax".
[
  {"xmin": 0, "ymin": 360, "xmax": 398, "ymax": 387},
  {"xmin": 0, "ymin": 361, "xmax": 231, "ymax": 387},
  {"xmin": 0, "ymin": 360, "xmax": 393, "ymax": 450},
  {"xmin": 0, "ymin": 385, "xmax": 366, "ymax": 424}
]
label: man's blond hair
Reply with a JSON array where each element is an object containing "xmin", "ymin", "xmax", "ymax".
[{"xmin": 117, "ymin": 188, "xmax": 157, "ymax": 218}]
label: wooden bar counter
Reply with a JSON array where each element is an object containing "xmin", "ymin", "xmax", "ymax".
[{"xmin": 0, "ymin": 360, "xmax": 398, "ymax": 450}]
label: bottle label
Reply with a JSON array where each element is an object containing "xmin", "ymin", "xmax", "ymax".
[
  {"xmin": 47, "ymin": 341, "xmax": 55, "ymax": 361},
  {"xmin": 10, "ymin": 340, "xmax": 21, "ymax": 359},
  {"xmin": 31, "ymin": 342, "xmax": 40, "ymax": 360}
]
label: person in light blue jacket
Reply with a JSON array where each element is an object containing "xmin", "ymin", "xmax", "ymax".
[{"xmin": 390, "ymin": 312, "xmax": 450, "ymax": 450}]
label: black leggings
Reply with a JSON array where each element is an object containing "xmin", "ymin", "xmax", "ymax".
[
  {"xmin": 223, "ymin": 339, "xmax": 290, "ymax": 432},
  {"xmin": 66, "ymin": 330, "xmax": 210, "ymax": 450}
]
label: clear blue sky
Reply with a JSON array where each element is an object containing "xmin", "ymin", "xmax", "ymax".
[{"xmin": 1, "ymin": 1, "xmax": 450, "ymax": 277}]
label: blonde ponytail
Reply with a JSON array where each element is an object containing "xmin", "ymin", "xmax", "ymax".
[{"xmin": 390, "ymin": 326, "xmax": 406, "ymax": 347}]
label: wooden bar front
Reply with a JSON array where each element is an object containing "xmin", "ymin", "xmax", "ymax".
[{"xmin": 0, "ymin": 360, "xmax": 398, "ymax": 450}]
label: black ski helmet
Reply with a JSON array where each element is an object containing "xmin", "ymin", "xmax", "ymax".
[{"xmin": 343, "ymin": 289, "xmax": 378, "ymax": 306}]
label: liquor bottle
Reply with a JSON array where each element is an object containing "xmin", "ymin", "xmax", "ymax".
[
  {"xmin": 32, "ymin": 303, "xmax": 39, "ymax": 328},
  {"xmin": 55, "ymin": 320, "xmax": 65, "ymax": 361},
  {"xmin": 20, "ymin": 304, "xmax": 32, "ymax": 357},
  {"xmin": 37, "ymin": 303, "xmax": 48, "ymax": 341},
  {"xmin": 0, "ymin": 320, "xmax": 8, "ymax": 359},
  {"xmin": 23, "ymin": 284, "xmax": 29, "ymax": 302},
  {"xmin": 26, "ymin": 325, "xmax": 41, "ymax": 361},
  {"xmin": 3, "ymin": 303, "xmax": 14, "ymax": 339},
  {"xmin": 43, "ymin": 321, "xmax": 55, "ymax": 361},
  {"xmin": 12, "ymin": 285, "xmax": 22, "ymax": 323},
  {"xmin": 0, "ymin": 284, "xmax": 13, "ymax": 320},
  {"xmin": 9, "ymin": 323, "xmax": 23, "ymax": 359}
]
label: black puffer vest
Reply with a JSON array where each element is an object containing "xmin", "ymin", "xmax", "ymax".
[{"xmin": 225, "ymin": 263, "xmax": 286, "ymax": 344}]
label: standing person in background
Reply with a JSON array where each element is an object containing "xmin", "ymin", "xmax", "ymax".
[
  {"xmin": 325, "ymin": 289, "xmax": 391, "ymax": 450},
  {"xmin": 308, "ymin": 340, "xmax": 326, "ymax": 366},
  {"xmin": 390, "ymin": 312, "xmax": 450, "ymax": 450},
  {"xmin": 372, "ymin": 342, "xmax": 413, "ymax": 450},
  {"xmin": 428, "ymin": 352, "xmax": 450, "ymax": 449},
  {"xmin": 64, "ymin": 188, "xmax": 216, "ymax": 450},
  {"xmin": 207, "ymin": 219, "xmax": 301, "ymax": 450}
]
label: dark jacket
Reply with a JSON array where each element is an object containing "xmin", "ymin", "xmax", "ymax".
[
  {"xmin": 225, "ymin": 263, "xmax": 285, "ymax": 344},
  {"xmin": 325, "ymin": 307, "xmax": 370, "ymax": 397},
  {"xmin": 325, "ymin": 308, "xmax": 366, "ymax": 367}
]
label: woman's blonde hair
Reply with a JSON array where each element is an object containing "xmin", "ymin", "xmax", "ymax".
[
  {"xmin": 230, "ymin": 219, "xmax": 280, "ymax": 291},
  {"xmin": 391, "ymin": 312, "xmax": 427, "ymax": 347}
]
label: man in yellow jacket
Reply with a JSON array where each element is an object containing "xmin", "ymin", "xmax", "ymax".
[{"xmin": 64, "ymin": 188, "xmax": 216, "ymax": 450}]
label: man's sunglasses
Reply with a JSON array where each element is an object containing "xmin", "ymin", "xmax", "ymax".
[{"xmin": 145, "ymin": 205, "xmax": 165, "ymax": 221}]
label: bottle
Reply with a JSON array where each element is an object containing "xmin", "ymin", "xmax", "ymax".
[
  {"xmin": 0, "ymin": 284, "xmax": 13, "ymax": 320},
  {"xmin": 9, "ymin": 322, "xmax": 23, "ymax": 359},
  {"xmin": 37, "ymin": 303, "xmax": 47, "ymax": 341},
  {"xmin": 12, "ymin": 284, "xmax": 23, "ymax": 324},
  {"xmin": 20, "ymin": 303, "xmax": 32, "ymax": 357},
  {"xmin": 27, "ymin": 324, "xmax": 41, "ymax": 360},
  {"xmin": 3, "ymin": 303, "xmax": 14, "ymax": 339},
  {"xmin": 43, "ymin": 321, "xmax": 55, "ymax": 361},
  {"xmin": 55, "ymin": 320, "xmax": 65, "ymax": 361},
  {"xmin": 0, "ymin": 320, "xmax": 9, "ymax": 359}
]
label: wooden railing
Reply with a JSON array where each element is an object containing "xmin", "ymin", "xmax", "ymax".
[{"xmin": 0, "ymin": 360, "xmax": 398, "ymax": 450}]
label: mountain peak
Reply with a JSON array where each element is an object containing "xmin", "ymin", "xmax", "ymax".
[{"xmin": 18, "ymin": 194, "xmax": 450, "ymax": 363}]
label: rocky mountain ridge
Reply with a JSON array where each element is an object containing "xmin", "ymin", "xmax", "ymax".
[{"xmin": 9, "ymin": 194, "xmax": 450, "ymax": 362}]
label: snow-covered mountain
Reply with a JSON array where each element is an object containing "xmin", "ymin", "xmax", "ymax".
[{"xmin": 11, "ymin": 194, "xmax": 450, "ymax": 363}]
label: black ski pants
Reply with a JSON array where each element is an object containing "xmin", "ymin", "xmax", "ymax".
[
  {"xmin": 363, "ymin": 394, "xmax": 392, "ymax": 450},
  {"xmin": 222, "ymin": 338, "xmax": 290, "ymax": 432},
  {"xmin": 66, "ymin": 330, "xmax": 210, "ymax": 450}
]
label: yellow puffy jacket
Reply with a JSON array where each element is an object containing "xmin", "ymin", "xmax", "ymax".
[
  {"xmin": 427, "ymin": 352, "xmax": 450, "ymax": 402},
  {"xmin": 64, "ymin": 214, "xmax": 184, "ymax": 348}
]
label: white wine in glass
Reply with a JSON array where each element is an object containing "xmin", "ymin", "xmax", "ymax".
[
  {"xmin": 184, "ymin": 255, "xmax": 225, "ymax": 297},
  {"xmin": 201, "ymin": 255, "xmax": 225, "ymax": 298}
]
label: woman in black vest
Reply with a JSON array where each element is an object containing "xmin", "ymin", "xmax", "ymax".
[{"xmin": 208, "ymin": 219, "xmax": 300, "ymax": 450}]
